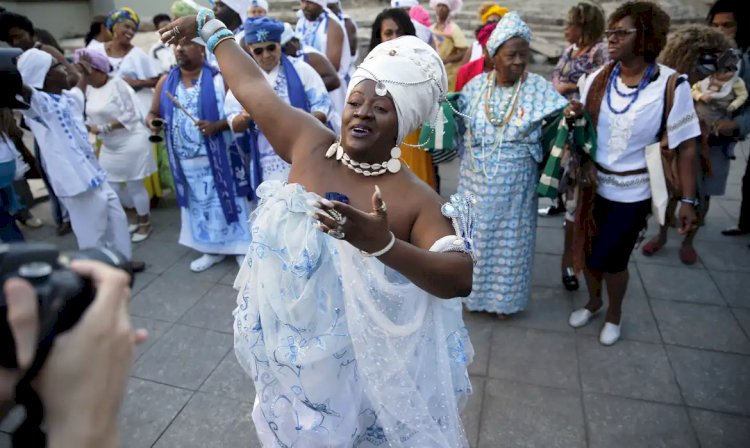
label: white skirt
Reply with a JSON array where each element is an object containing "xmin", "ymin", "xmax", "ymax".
[{"xmin": 99, "ymin": 127, "xmax": 157, "ymax": 182}]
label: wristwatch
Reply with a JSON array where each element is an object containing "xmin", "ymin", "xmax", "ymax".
[{"xmin": 679, "ymin": 197, "xmax": 699, "ymax": 206}]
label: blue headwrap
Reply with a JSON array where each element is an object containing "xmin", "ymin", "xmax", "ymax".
[
  {"xmin": 244, "ymin": 17, "xmax": 284, "ymax": 44},
  {"xmin": 106, "ymin": 7, "xmax": 140, "ymax": 32},
  {"xmin": 485, "ymin": 11, "xmax": 531, "ymax": 57}
]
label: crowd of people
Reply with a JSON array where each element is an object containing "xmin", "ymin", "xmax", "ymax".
[{"xmin": 0, "ymin": 0, "xmax": 749, "ymax": 446}]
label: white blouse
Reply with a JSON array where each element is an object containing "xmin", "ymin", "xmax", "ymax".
[{"xmin": 581, "ymin": 64, "xmax": 700, "ymax": 202}]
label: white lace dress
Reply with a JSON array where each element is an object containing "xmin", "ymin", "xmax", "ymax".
[{"xmin": 233, "ymin": 181, "xmax": 474, "ymax": 447}]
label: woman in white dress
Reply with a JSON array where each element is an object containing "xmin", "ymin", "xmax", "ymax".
[
  {"xmin": 75, "ymin": 49, "xmax": 156, "ymax": 242},
  {"xmin": 162, "ymin": 12, "xmax": 474, "ymax": 447},
  {"xmin": 104, "ymin": 7, "xmax": 165, "ymax": 205}
]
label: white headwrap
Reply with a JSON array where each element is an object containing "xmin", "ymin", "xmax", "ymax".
[
  {"xmin": 222, "ymin": 0, "xmax": 249, "ymax": 22},
  {"xmin": 302, "ymin": 0, "xmax": 328, "ymax": 7},
  {"xmin": 391, "ymin": 0, "xmax": 419, "ymax": 8},
  {"xmin": 347, "ymin": 36, "xmax": 448, "ymax": 143},
  {"xmin": 280, "ymin": 22, "xmax": 302, "ymax": 46},
  {"xmin": 249, "ymin": 0, "xmax": 268, "ymax": 12},
  {"xmin": 429, "ymin": 0, "xmax": 462, "ymax": 13},
  {"xmin": 17, "ymin": 48, "xmax": 54, "ymax": 90}
]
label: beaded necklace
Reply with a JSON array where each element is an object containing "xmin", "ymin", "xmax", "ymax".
[{"xmin": 605, "ymin": 62, "xmax": 655, "ymax": 115}]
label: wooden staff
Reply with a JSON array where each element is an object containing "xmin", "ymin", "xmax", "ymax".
[{"xmin": 165, "ymin": 91, "xmax": 199, "ymax": 125}]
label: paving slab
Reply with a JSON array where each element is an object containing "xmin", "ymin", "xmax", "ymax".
[
  {"xmin": 179, "ymin": 284, "xmax": 238, "ymax": 334},
  {"xmin": 584, "ymin": 393, "xmax": 699, "ymax": 448},
  {"xmin": 199, "ymin": 350, "xmax": 256, "ymax": 403},
  {"xmin": 130, "ymin": 271, "xmax": 215, "ymax": 322},
  {"xmin": 639, "ymin": 265, "xmax": 724, "ymax": 305},
  {"xmin": 688, "ymin": 409, "xmax": 750, "ymax": 448},
  {"xmin": 710, "ymin": 271, "xmax": 750, "ymax": 309}
]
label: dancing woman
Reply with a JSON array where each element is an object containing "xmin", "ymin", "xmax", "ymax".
[{"xmin": 161, "ymin": 10, "xmax": 474, "ymax": 447}]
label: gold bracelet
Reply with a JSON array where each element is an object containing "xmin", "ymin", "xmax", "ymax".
[{"xmin": 213, "ymin": 35, "xmax": 234, "ymax": 52}]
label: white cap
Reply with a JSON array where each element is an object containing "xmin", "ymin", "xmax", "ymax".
[
  {"xmin": 391, "ymin": 0, "xmax": 419, "ymax": 7},
  {"xmin": 18, "ymin": 48, "xmax": 54, "ymax": 90}
]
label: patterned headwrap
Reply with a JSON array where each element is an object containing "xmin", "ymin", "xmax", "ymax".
[
  {"xmin": 485, "ymin": 11, "xmax": 531, "ymax": 57},
  {"xmin": 74, "ymin": 48, "xmax": 111, "ymax": 73},
  {"xmin": 171, "ymin": 0, "xmax": 199, "ymax": 18},
  {"xmin": 244, "ymin": 17, "xmax": 284, "ymax": 44},
  {"xmin": 476, "ymin": 22, "xmax": 498, "ymax": 48},
  {"xmin": 429, "ymin": 0, "xmax": 462, "ymax": 13},
  {"xmin": 391, "ymin": 0, "xmax": 419, "ymax": 7},
  {"xmin": 347, "ymin": 35, "xmax": 448, "ymax": 143},
  {"xmin": 106, "ymin": 7, "xmax": 140, "ymax": 32},
  {"xmin": 480, "ymin": 5, "xmax": 509, "ymax": 24},
  {"xmin": 250, "ymin": 0, "xmax": 269, "ymax": 12}
]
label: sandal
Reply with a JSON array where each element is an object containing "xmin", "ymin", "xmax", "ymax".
[
  {"xmin": 679, "ymin": 245, "xmax": 698, "ymax": 265},
  {"xmin": 641, "ymin": 238, "xmax": 665, "ymax": 256},
  {"xmin": 562, "ymin": 267, "xmax": 579, "ymax": 291}
]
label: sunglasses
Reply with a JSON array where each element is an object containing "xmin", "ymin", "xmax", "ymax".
[
  {"xmin": 251, "ymin": 44, "xmax": 277, "ymax": 56},
  {"xmin": 604, "ymin": 28, "xmax": 637, "ymax": 40}
]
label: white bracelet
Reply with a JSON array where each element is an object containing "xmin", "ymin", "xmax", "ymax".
[
  {"xmin": 360, "ymin": 232, "xmax": 396, "ymax": 257},
  {"xmin": 201, "ymin": 19, "xmax": 228, "ymax": 42}
]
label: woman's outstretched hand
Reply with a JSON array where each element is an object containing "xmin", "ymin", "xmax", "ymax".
[
  {"xmin": 159, "ymin": 16, "xmax": 199, "ymax": 46},
  {"xmin": 309, "ymin": 186, "xmax": 394, "ymax": 254}
]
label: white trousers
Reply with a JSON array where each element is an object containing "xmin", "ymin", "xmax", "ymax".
[
  {"xmin": 59, "ymin": 183, "xmax": 132, "ymax": 260},
  {"xmin": 110, "ymin": 180, "xmax": 150, "ymax": 216}
]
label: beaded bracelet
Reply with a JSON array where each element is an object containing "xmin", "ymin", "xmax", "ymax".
[
  {"xmin": 207, "ymin": 28, "xmax": 234, "ymax": 53},
  {"xmin": 197, "ymin": 8, "xmax": 215, "ymax": 37}
]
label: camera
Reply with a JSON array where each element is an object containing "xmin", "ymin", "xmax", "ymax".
[
  {"xmin": 0, "ymin": 48, "xmax": 28, "ymax": 110},
  {"xmin": 0, "ymin": 243, "xmax": 131, "ymax": 368}
]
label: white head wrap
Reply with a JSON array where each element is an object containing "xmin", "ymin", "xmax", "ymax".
[
  {"xmin": 303, "ymin": 0, "xmax": 328, "ymax": 8},
  {"xmin": 18, "ymin": 48, "xmax": 54, "ymax": 90},
  {"xmin": 347, "ymin": 36, "xmax": 448, "ymax": 143},
  {"xmin": 391, "ymin": 0, "xmax": 419, "ymax": 8},
  {"xmin": 249, "ymin": 0, "xmax": 268, "ymax": 12},
  {"xmin": 222, "ymin": 0, "xmax": 249, "ymax": 22},
  {"xmin": 280, "ymin": 22, "xmax": 302, "ymax": 46},
  {"xmin": 429, "ymin": 0, "xmax": 462, "ymax": 13}
]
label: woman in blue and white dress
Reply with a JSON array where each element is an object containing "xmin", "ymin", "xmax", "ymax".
[
  {"xmin": 458, "ymin": 12, "xmax": 568, "ymax": 316},
  {"xmin": 161, "ymin": 10, "xmax": 474, "ymax": 446}
]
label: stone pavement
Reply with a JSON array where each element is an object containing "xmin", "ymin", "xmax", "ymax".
[{"xmin": 1, "ymin": 144, "xmax": 748, "ymax": 447}]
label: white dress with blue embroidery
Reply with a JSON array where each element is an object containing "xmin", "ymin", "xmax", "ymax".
[{"xmin": 233, "ymin": 181, "xmax": 474, "ymax": 447}]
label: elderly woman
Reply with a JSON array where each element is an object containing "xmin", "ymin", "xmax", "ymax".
[
  {"xmin": 566, "ymin": 1, "xmax": 700, "ymax": 346},
  {"xmin": 225, "ymin": 17, "xmax": 333, "ymax": 188},
  {"xmin": 103, "ymin": 7, "xmax": 164, "ymax": 205},
  {"xmin": 76, "ymin": 49, "xmax": 157, "ymax": 243},
  {"xmin": 458, "ymin": 12, "xmax": 568, "ymax": 316},
  {"xmin": 542, "ymin": 2, "xmax": 608, "ymax": 291},
  {"xmin": 161, "ymin": 9, "xmax": 474, "ymax": 446},
  {"xmin": 430, "ymin": 0, "xmax": 469, "ymax": 91}
]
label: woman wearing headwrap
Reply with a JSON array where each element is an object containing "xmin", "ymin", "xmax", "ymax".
[
  {"xmin": 455, "ymin": 21, "xmax": 496, "ymax": 92},
  {"xmin": 464, "ymin": 2, "xmax": 507, "ymax": 64},
  {"xmin": 75, "ymin": 49, "xmax": 157, "ymax": 243},
  {"xmin": 457, "ymin": 12, "xmax": 568, "ymax": 316},
  {"xmin": 104, "ymin": 7, "xmax": 165, "ymax": 206},
  {"xmin": 161, "ymin": 11, "xmax": 474, "ymax": 446},
  {"xmin": 430, "ymin": 0, "xmax": 469, "ymax": 91}
]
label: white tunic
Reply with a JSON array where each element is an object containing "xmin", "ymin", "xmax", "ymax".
[
  {"xmin": 85, "ymin": 77, "xmax": 157, "ymax": 182},
  {"xmin": 107, "ymin": 47, "xmax": 160, "ymax": 118},
  {"xmin": 581, "ymin": 64, "xmax": 701, "ymax": 203}
]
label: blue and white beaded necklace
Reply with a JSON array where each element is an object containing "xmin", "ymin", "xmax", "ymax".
[{"xmin": 605, "ymin": 62, "xmax": 656, "ymax": 114}]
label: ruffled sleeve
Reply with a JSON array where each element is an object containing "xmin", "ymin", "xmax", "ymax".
[{"xmin": 117, "ymin": 47, "xmax": 159, "ymax": 80}]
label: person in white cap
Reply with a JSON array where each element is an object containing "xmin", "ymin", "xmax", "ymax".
[
  {"xmin": 16, "ymin": 49, "xmax": 136, "ymax": 267},
  {"xmin": 281, "ymin": 22, "xmax": 341, "ymax": 93},
  {"xmin": 247, "ymin": 0, "xmax": 268, "ymax": 17},
  {"xmin": 162, "ymin": 11, "xmax": 475, "ymax": 447},
  {"xmin": 295, "ymin": 0, "xmax": 351, "ymax": 117},
  {"xmin": 391, "ymin": 0, "xmax": 436, "ymax": 47},
  {"xmin": 327, "ymin": 0, "xmax": 358, "ymax": 62}
]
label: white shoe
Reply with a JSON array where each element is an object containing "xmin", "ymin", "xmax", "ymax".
[
  {"xmin": 22, "ymin": 217, "xmax": 44, "ymax": 228},
  {"xmin": 235, "ymin": 255, "xmax": 244, "ymax": 267},
  {"xmin": 131, "ymin": 230, "xmax": 152, "ymax": 243},
  {"xmin": 599, "ymin": 322, "xmax": 621, "ymax": 346},
  {"xmin": 190, "ymin": 254, "xmax": 226, "ymax": 272},
  {"xmin": 128, "ymin": 224, "xmax": 139, "ymax": 233},
  {"xmin": 569, "ymin": 308, "xmax": 600, "ymax": 328}
]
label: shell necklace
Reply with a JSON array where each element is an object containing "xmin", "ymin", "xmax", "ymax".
[{"xmin": 325, "ymin": 140, "xmax": 402, "ymax": 177}]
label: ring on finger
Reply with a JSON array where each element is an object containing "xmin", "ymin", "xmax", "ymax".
[
  {"xmin": 174, "ymin": 26, "xmax": 181, "ymax": 37},
  {"xmin": 327, "ymin": 228, "xmax": 345, "ymax": 239}
]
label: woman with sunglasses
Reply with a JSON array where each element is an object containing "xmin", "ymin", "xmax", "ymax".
[
  {"xmin": 224, "ymin": 17, "xmax": 334, "ymax": 196},
  {"xmin": 565, "ymin": 1, "xmax": 700, "ymax": 346}
]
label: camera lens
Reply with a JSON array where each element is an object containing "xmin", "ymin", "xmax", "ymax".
[{"xmin": 18, "ymin": 262, "xmax": 53, "ymax": 280}]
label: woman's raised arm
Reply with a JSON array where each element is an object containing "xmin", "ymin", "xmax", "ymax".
[{"xmin": 161, "ymin": 15, "xmax": 335, "ymax": 163}]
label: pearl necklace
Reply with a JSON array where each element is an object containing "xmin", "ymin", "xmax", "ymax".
[{"xmin": 325, "ymin": 141, "xmax": 402, "ymax": 177}]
